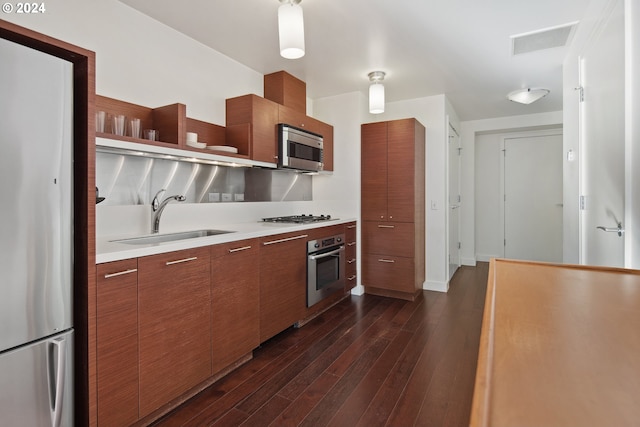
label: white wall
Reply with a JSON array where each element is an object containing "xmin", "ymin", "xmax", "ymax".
[{"xmin": 459, "ymin": 112, "xmax": 563, "ymax": 266}]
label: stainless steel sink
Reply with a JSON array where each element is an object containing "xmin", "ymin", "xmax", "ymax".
[{"xmin": 111, "ymin": 229, "xmax": 234, "ymax": 245}]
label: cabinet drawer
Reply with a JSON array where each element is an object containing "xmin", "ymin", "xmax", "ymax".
[
  {"xmin": 362, "ymin": 255, "xmax": 415, "ymax": 294},
  {"xmin": 362, "ymin": 221, "xmax": 414, "ymax": 258}
]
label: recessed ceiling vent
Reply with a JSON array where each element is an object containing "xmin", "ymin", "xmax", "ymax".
[{"xmin": 511, "ymin": 22, "xmax": 578, "ymax": 55}]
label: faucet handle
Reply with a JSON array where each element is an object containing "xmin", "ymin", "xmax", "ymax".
[{"xmin": 152, "ymin": 189, "xmax": 166, "ymax": 211}]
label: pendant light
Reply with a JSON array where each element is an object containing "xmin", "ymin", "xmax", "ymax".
[
  {"xmin": 368, "ymin": 71, "xmax": 386, "ymax": 114},
  {"xmin": 278, "ymin": 0, "xmax": 305, "ymax": 59}
]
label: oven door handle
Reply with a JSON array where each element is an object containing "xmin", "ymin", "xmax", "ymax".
[{"xmin": 308, "ymin": 245, "xmax": 345, "ymax": 260}]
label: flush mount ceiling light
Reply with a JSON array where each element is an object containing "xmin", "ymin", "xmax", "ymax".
[
  {"xmin": 368, "ymin": 71, "xmax": 386, "ymax": 114},
  {"xmin": 507, "ymin": 88, "xmax": 550, "ymax": 104},
  {"xmin": 278, "ymin": 0, "xmax": 305, "ymax": 59}
]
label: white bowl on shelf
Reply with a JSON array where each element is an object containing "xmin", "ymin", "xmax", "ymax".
[
  {"xmin": 186, "ymin": 141, "xmax": 206, "ymax": 149},
  {"xmin": 207, "ymin": 145, "xmax": 238, "ymax": 153}
]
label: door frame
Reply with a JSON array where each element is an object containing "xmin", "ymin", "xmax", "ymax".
[{"xmin": 447, "ymin": 121, "xmax": 461, "ymax": 279}]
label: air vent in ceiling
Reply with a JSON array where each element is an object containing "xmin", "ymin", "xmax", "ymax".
[{"xmin": 511, "ymin": 22, "xmax": 578, "ymax": 55}]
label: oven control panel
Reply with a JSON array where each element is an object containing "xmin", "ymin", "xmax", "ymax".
[{"xmin": 308, "ymin": 234, "xmax": 344, "ymax": 252}]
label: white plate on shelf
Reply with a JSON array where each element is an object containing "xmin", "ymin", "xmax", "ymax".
[
  {"xmin": 207, "ymin": 145, "xmax": 238, "ymax": 153},
  {"xmin": 186, "ymin": 141, "xmax": 206, "ymax": 149}
]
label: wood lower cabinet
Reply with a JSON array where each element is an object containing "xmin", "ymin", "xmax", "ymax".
[
  {"xmin": 361, "ymin": 118, "xmax": 425, "ymax": 301},
  {"xmin": 138, "ymin": 247, "xmax": 211, "ymax": 418},
  {"xmin": 345, "ymin": 222, "xmax": 357, "ymax": 291},
  {"xmin": 210, "ymin": 239, "xmax": 260, "ymax": 374},
  {"xmin": 96, "ymin": 259, "xmax": 139, "ymax": 427},
  {"xmin": 259, "ymin": 231, "xmax": 308, "ymax": 342}
]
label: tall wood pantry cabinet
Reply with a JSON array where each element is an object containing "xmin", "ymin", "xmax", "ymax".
[{"xmin": 361, "ymin": 118, "xmax": 425, "ymax": 301}]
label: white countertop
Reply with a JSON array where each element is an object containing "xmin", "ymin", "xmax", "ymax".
[{"xmin": 96, "ymin": 218, "xmax": 357, "ymax": 264}]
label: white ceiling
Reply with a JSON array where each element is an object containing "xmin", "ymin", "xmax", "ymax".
[{"xmin": 119, "ymin": 0, "xmax": 592, "ymax": 120}]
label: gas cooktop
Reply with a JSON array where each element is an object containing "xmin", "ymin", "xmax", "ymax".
[{"xmin": 262, "ymin": 214, "xmax": 335, "ymax": 224}]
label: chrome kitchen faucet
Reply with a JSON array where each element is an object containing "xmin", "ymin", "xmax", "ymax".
[{"xmin": 151, "ymin": 189, "xmax": 186, "ymax": 233}]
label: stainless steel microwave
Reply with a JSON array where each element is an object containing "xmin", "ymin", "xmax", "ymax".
[{"xmin": 278, "ymin": 124, "xmax": 324, "ymax": 172}]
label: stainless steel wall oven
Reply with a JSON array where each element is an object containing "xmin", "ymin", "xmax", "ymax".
[{"xmin": 307, "ymin": 233, "xmax": 345, "ymax": 307}]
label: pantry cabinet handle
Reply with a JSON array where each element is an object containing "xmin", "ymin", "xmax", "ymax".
[
  {"xmin": 378, "ymin": 259, "xmax": 395, "ymax": 263},
  {"xmin": 166, "ymin": 256, "xmax": 198, "ymax": 266},
  {"xmin": 347, "ymin": 275, "xmax": 357, "ymax": 281},
  {"xmin": 347, "ymin": 242, "xmax": 356, "ymax": 247},
  {"xmin": 262, "ymin": 234, "xmax": 308, "ymax": 246},
  {"xmin": 104, "ymin": 268, "xmax": 137, "ymax": 279},
  {"xmin": 228, "ymin": 245, "xmax": 252, "ymax": 253},
  {"xmin": 347, "ymin": 258, "xmax": 356, "ymax": 264},
  {"xmin": 378, "ymin": 225, "xmax": 395, "ymax": 229}
]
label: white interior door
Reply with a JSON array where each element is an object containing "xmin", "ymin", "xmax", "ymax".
[
  {"xmin": 504, "ymin": 134, "xmax": 563, "ymax": 262},
  {"xmin": 448, "ymin": 124, "xmax": 461, "ymax": 278},
  {"xmin": 579, "ymin": 0, "xmax": 625, "ymax": 267}
]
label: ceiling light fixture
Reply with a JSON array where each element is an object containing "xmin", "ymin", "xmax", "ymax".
[
  {"xmin": 368, "ymin": 71, "xmax": 386, "ymax": 114},
  {"xmin": 278, "ymin": 0, "xmax": 305, "ymax": 59},
  {"xmin": 507, "ymin": 88, "xmax": 550, "ymax": 104}
]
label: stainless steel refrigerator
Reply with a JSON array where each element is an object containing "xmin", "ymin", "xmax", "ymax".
[{"xmin": 0, "ymin": 37, "xmax": 74, "ymax": 426}]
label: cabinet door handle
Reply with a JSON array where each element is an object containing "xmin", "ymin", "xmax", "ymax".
[
  {"xmin": 166, "ymin": 256, "xmax": 198, "ymax": 266},
  {"xmin": 378, "ymin": 259, "xmax": 395, "ymax": 263},
  {"xmin": 262, "ymin": 234, "xmax": 309, "ymax": 246},
  {"xmin": 347, "ymin": 275, "xmax": 357, "ymax": 281},
  {"xmin": 347, "ymin": 258, "xmax": 356, "ymax": 264},
  {"xmin": 378, "ymin": 225, "xmax": 395, "ymax": 229},
  {"xmin": 104, "ymin": 268, "xmax": 137, "ymax": 279},
  {"xmin": 347, "ymin": 242, "xmax": 356, "ymax": 247},
  {"xmin": 228, "ymin": 245, "xmax": 252, "ymax": 253},
  {"xmin": 347, "ymin": 225, "xmax": 356, "ymax": 229}
]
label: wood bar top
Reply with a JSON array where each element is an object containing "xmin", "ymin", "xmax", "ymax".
[{"xmin": 470, "ymin": 259, "xmax": 640, "ymax": 427}]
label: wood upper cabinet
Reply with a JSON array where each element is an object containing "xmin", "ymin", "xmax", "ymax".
[
  {"xmin": 361, "ymin": 118, "xmax": 425, "ymax": 301},
  {"xmin": 361, "ymin": 121, "xmax": 388, "ymax": 221},
  {"xmin": 210, "ymin": 239, "xmax": 260, "ymax": 374},
  {"xmin": 96, "ymin": 259, "xmax": 139, "ymax": 427},
  {"xmin": 361, "ymin": 119, "xmax": 425, "ymax": 222},
  {"xmin": 264, "ymin": 70, "xmax": 306, "ymax": 114},
  {"xmin": 137, "ymin": 247, "xmax": 211, "ymax": 418},
  {"xmin": 226, "ymin": 94, "xmax": 279, "ymax": 164},
  {"xmin": 259, "ymin": 231, "xmax": 309, "ymax": 342}
]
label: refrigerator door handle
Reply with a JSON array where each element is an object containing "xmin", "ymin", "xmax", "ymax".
[{"xmin": 48, "ymin": 337, "xmax": 66, "ymax": 427}]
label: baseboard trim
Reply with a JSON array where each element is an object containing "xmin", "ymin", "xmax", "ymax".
[
  {"xmin": 350, "ymin": 284, "xmax": 365, "ymax": 296},
  {"xmin": 461, "ymin": 257, "xmax": 477, "ymax": 266},
  {"xmin": 423, "ymin": 280, "xmax": 449, "ymax": 293}
]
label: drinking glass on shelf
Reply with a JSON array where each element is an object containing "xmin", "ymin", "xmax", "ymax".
[
  {"xmin": 144, "ymin": 129, "xmax": 158, "ymax": 141},
  {"xmin": 112, "ymin": 114, "xmax": 126, "ymax": 136},
  {"xmin": 129, "ymin": 118, "xmax": 141, "ymax": 138},
  {"xmin": 95, "ymin": 111, "xmax": 106, "ymax": 133}
]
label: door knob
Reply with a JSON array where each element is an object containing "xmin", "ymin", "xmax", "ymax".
[{"xmin": 596, "ymin": 222, "xmax": 624, "ymax": 237}]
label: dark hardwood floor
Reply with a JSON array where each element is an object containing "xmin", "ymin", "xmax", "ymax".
[{"xmin": 151, "ymin": 263, "xmax": 489, "ymax": 427}]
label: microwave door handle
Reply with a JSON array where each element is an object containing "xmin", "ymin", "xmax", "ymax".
[{"xmin": 309, "ymin": 246, "xmax": 345, "ymax": 260}]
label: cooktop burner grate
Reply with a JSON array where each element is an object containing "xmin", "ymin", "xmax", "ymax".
[{"xmin": 262, "ymin": 214, "xmax": 334, "ymax": 224}]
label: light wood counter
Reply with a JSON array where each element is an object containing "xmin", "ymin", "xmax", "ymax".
[{"xmin": 470, "ymin": 259, "xmax": 640, "ymax": 427}]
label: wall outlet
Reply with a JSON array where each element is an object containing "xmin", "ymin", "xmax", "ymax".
[
  {"xmin": 208, "ymin": 193, "xmax": 220, "ymax": 202},
  {"xmin": 222, "ymin": 193, "xmax": 232, "ymax": 202}
]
